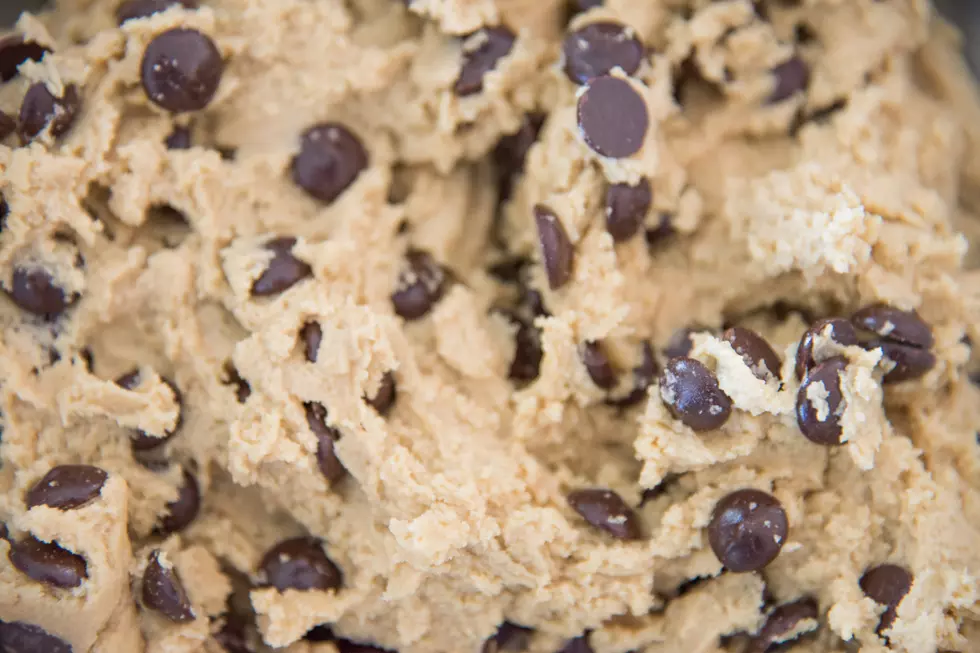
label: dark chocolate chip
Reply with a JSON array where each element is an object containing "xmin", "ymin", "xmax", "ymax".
[
  {"xmin": 130, "ymin": 377, "xmax": 183, "ymax": 450},
  {"xmin": 365, "ymin": 372, "xmax": 397, "ymax": 416},
  {"xmin": 860, "ymin": 564, "xmax": 913, "ymax": 635},
  {"xmin": 165, "ymin": 124, "xmax": 192, "ymax": 149},
  {"xmin": 796, "ymin": 356, "xmax": 846, "ymax": 445},
  {"xmin": 142, "ymin": 550, "xmax": 196, "ymax": 622},
  {"xmin": 115, "ymin": 369, "xmax": 141, "ymax": 390},
  {"xmin": 222, "ymin": 361, "xmax": 251, "ymax": 403},
  {"xmin": 767, "ymin": 55, "xmax": 810, "ymax": 104},
  {"xmin": 483, "ymin": 622, "xmax": 533, "ymax": 653},
  {"xmin": 8, "ymin": 535, "xmax": 88, "ymax": 588},
  {"xmin": 534, "ymin": 204, "xmax": 574, "ymax": 290},
  {"xmin": 708, "ymin": 489, "xmax": 788, "ymax": 572},
  {"xmin": 794, "ymin": 318, "xmax": 857, "ymax": 380},
  {"xmin": 0, "ymin": 621, "xmax": 72, "ymax": 653},
  {"xmin": 606, "ymin": 342, "xmax": 657, "ymax": 407},
  {"xmin": 300, "ymin": 321, "xmax": 322, "ymax": 363},
  {"xmin": 562, "ymin": 21, "xmax": 644, "ymax": 85},
  {"xmin": 577, "ymin": 75, "xmax": 648, "ymax": 158},
  {"xmin": 488, "ymin": 257, "xmax": 530, "ymax": 285},
  {"xmin": 291, "ymin": 123, "xmax": 368, "ymax": 203},
  {"xmin": 0, "ymin": 35, "xmax": 49, "ymax": 82},
  {"xmin": 659, "ymin": 357, "xmax": 732, "ymax": 431},
  {"xmin": 141, "ymin": 28, "xmax": 223, "ymax": 113},
  {"xmin": 0, "ymin": 195, "xmax": 8, "ymax": 232},
  {"xmin": 26, "ymin": 464, "xmax": 108, "ymax": 510},
  {"xmin": 18, "ymin": 83, "xmax": 80, "ymax": 143},
  {"xmin": 494, "ymin": 113, "xmax": 545, "ymax": 200},
  {"xmin": 9, "ymin": 267, "xmax": 74, "ymax": 319},
  {"xmin": 391, "ymin": 250, "xmax": 446, "ymax": 320},
  {"xmin": 0, "ymin": 110, "xmax": 15, "ymax": 140},
  {"xmin": 749, "ymin": 598, "xmax": 819, "ymax": 652},
  {"xmin": 557, "ymin": 634, "xmax": 594, "ymax": 653},
  {"xmin": 259, "ymin": 537, "xmax": 342, "ymax": 592},
  {"xmin": 567, "ymin": 488, "xmax": 642, "ymax": 539},
  {"xmin": 722, "ymin": 327, "xmax": 782, "ymax": 381},
  {"xmin": 506, "ymin": 313, "xmax": 543, "ymax": 383},
  {"xmin": 605, "ymin": 179, "xmax": 651, "ymax": 242},
  {"xmin": 251, "ymin": 237, "xmax": 313, "ymax": 296},
  {"xmin": 644, "ymin": 213, "xmax": 675, "ymax": 249},
  {"xmin": 156, "ymin": 468, "xmax": 200, "ymax": 534},
  {"xmin": 454, "ymin": 27, "xmax": 516, "ymax": 96},
  {"xmin": 871, "ymin": 340, "xmax": 936, "ymax": 384},
  {"xmin": 215, "ymin": 613, "xmax": 254, "ymax": 653},
  {"xmin": 305, "ymin": 624, "xmax": 334, "ymax": 642},
  {"xmin": 851, "ymin": 304, "xmax": 933, "ymax": 349},
  {"xmin": 581, "ymin": 341, "xmax": 617, "ymax": 389},
  {"xmin": 663, "ymin": 326, "xmax": 701, "ymax": 360},
  {"xmin": 80, "ymin": 347, "xmax": 94, "ymax": 372},
  {"xmin": 305, "ymin": 402, "xmax": 346, "ymax": 484},
  {"xmin": 117, "ymin": 0, "xmax": 198, "ymax": 24}
]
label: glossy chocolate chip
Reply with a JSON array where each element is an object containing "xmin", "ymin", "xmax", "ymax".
[
  {"xmin": 567, "ymin": 488, "xmax": 642, "ymax": 539},
  {"xmin": 0, "ymin": 110, "xmax": 15, "ymax": 140},
  {"xmin": 454, "ymin": 27, "xmax": 516, "ymax": 96},
  {"xmin": 157, "ymin": 468, "xmax": 200, "ymax": 534},
  {"xmin": 259, "ymin": 537, "xmax": 342, "ymax": 592},
  {"xmin": 860, "ymin": 564, "xmax": 913, "ymax": 635},
  {"xmin": 708, "ymin": 489, "xmax": 788, "ymax": 572},
  {"xmin": 659, "ymin": 357, "xmax": 732, "ymax": 431},
  {"xmin": 871, "ymin": 340, "xmax": 936, "ymax": 384},
  {"xmin": 482, "ymin": 622, "xmax": 533, "ymax": 653},
  {"xmin": 142, "ymin": 550, "xmax": 196, "ymax": 622},
  {"xmin": 748, "ymin": 598, "xmax": 818, "ymax": 652},
  {"xmin": 795, "ymin": 318, "xmax": 857, "ymax": 380},
  {"xmin": 365, "ymin": 372, "xmax": 397, "ymax": 416},
  {"xmin": 767, "ymin": 55, "xmax": 810, "ymax": 104},
  {"xmin": 0, "ymin": 621, "xmax": 72, "ymax": 653},
  {"xmin": 130, "ymin": 377, "xmax": 183, "ymax": 450},
  {"xmin": 852, "ymin": 304, "xmax": 933, "ymax": 349},
  {"xmin": 723, "ymin": 327, "xmax": 782, "ymax": 381},
  {"xmin": 117, "ymin": 0, "xmax": 198, "ymax": 24},
  {"xmin": 300, "ymin": 321, "xmax": 323, "ymax": 363},
  {"xmin": 141, "ymin": 28, "xmax": 223, "ymax": 112},
  {"xmin": 577, "ymin": 75, "xmax": 648, "ymax": 158},
  {"xmin": 251, "ymin": 237, "xmax": 313, "ymax": 296},
  {"xmin": 9, "ymin": 535, "xmax": 87, "ymax": 588},
  {"xmin": 0, "ymin": 35, "xmax": 49, "ymax": 82},
  {"xmin": 796, "ymin": 357, "xmax": 846, "ymax": 445},
  {"xmin": 291, "ymin": 123, "xmax": 368, "ymax": 203},
  {"xmin": 581, "ymin": 341, "xmax": 617, "ymax": 389},
  {"xmin": 534, "ymin": 204, "xmax": 574, "ymax": 290},
  {"xmin": 506, "ymin": 313, "xmax": 543, "ymax": 383},
  {"xmin": 605, "ymin": 179, "xmax": 651, "ymax": 242},
  {"xmin": 26, "ymin": 464, "xmax": 108, "ymax": 510},
  {"xmin": 222, "ymin": 362, "xmax": 251, "ymax": 403},
  {"xmin": 606, "ymin": 342, "xmax": 656, "ymax": 407},
  {"xmin": 9, "ymin": 267, "xmax": 73, "ymax": 319},
  {"xmin": 391, "ymin": 250, "xmax": 446, "ymax": 320},
  {"xmin": 165, "ymin": 124, "xmax": 192, "ymax": 149},
  {"xmin": 305, "ymin": 401, "xmax": 347, "ymax": 484},
  {"xmin": 562, "ymin": 22, "xmax": 644, "ymax": 85}
]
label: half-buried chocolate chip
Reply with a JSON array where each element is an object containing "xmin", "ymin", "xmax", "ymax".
[
  {"xmin": 9, "ymin": 266, "xmax": 75, "ymax": 319},
  {"xmin": 291, "ymin": 123, "xmax": 368, "ymax": 203},
  {"xmin": 9, "ymin": 535, "xmax": 88, "ymax": 588},
  {"xmin": 0, "ymin": 35, "xmax": 50, "ymax": 82},
  {"xmin": 794, "ymin": 318, "xmax": 857, "ymax": 381},
  {"xmin": 26, "ymin": 464, "xmax": 108, "ymax": 510},
  {"xmin": 767, "ymin": 55, "xmax": 810, "ymax": 104},
  {"xmin": 142, "ymin": 550, "xmax": 196, "ymax": 622},
  {"xmin": 300, "ymin": 321, "xmax": 323, "ymax": 363},
  {"xmin": 796, "ymin": 357, "xmax": 846, "ymax": 445},
  {"xmin": 534, "ymin": 204, "xmax": 574, "ymax": 290},
  {"xmin": 581, "ymin": 341, "xmax": 617, "ymax": 389},
  {"xmin": 165, "ymin": 124, "xmax": 192, "ymax": 149},
  {"xmin": 606, "ymin": 342, "xmax": 656, "ymax": 408},
  {"xmin": 659, "ymin": 357, "xmax": 732, "ymax": 431},
  {"xmin": 604, "ymin": 179, "xmax": 651, "ymax": 242},
  {"xmin": 562, "ymin": 21, "xmax": 644, "ymax": 85},
  {"xmin": 0, "ymin": 110, "xmax": 15, "ymax": 140},
  {"xmin": 567, "ymin": 488, "xmax": 642, "ymax": 539},
  {"xmin": 251, "ymin": 237, "xmax": 313, "ymax": 296},
  {"xmin": 852, "ymin": 304, "xmax": 935, "ymax": 383},
  {"xmin": 0, "ymin": 621, "xmax": 72, "ymax": 653},
  {"xmin": 365, "ymin": 372, "xmax": 397, "ymax": 416},
  {"xmin": 141, "ymin": 28, "xmax": 223, "ymax": 113},
  {"xmin": 860, "ymin": 563, "xmax": 913, "ymax": 636},
  {"xmin": 156, "ymin": 468, "xmax": 200, "ymax": 534},
  {"xmin": 129, "ymin": 377, "xmax": 184, "ymax": 450},
  {"xmin": 482, "ymin": 622, "xmax": 533, "ymax": 653},
  {"xmin": 117, "ymin": 0, "xmax": 198, "ymax": 24},
  {"xmin": 305, "ymin": 401, "xmax": 347, "ymax": 484},
  {"xmin": 391, "ymin": 250, "xmax": 446, "ymax": 320},
  {"xmin": 454, "ymin": 27, "xmax": 516, "ymax": 96},
  {"xmin": 723, "ymin": 327, "xmax": 782, "ymax": 382},
  {"xmin": 259, "ymin": 537, "xmax": 342, "ymax": 592},
  {"xmin": 577, "ymin": 75, "xmax": 648, "ymax": 158},
  {"xmin": 748, "ymin": 598, "xmax": 819, "ymax": 652},
  {"xmin": 708, "ymin": 489, "xmax": 788, "ymax": 572}
]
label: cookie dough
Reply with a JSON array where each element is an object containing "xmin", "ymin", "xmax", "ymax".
[{"xmin": 1, "ymin": 0, "xmax": 979, "ymax": 652}]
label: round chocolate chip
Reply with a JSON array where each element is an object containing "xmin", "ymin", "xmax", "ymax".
[
  {"xmin": 767, "ymin": 55, "xmax": 810, "ymax": 104},
  {"xmin": 165, "ymin": 124, "xmax": 192, "ymax": 149},
  {"xmin": 708, "ymin": 489, "xmax": 788, "ymax": 572},
  {"xmin": 0, "ymin": 621, "xmax": 72, "ymax": 653},
  {"xmin": 606, "ymin": 342, "xmax": 657, "ymax": 407},
  {"xmin": 9, "ymin": 535, "xmax": 88, "ymax": 588},
  {"xmin": 483, "ymin": 622, "xmax": 533, "ymax": 653},
  {"xmin": 534, "ymin": 204, "xmax": 574, "ymax": 290},
  {"xmin": 251, "ymin": 237, "xmax": 313, "ymax": 296},
  {"xmin": 26, "ymin": 464, "xmax": 108, "ymax": 510},
  {"xmin": 391, "ymin": 250, "xmax": 446, "ymax": 320},
  {"xmin": 291, "ymin": 123, "xmax": 368, "ymax": 203},
  {"xmin": 567, "ymin": 488, "xmax": 642, "ymax": 539},
  {"xmin": 454, "ymin": 27, "xmax": 516, "ymax": 96},
  {"xmin": 860, "ymin": 564, "xmax": 913, "ymax": 635},
  {"xmin": 9, "ymin": 266, "xmax": 73, "ymax": 319},
  {"xmin": 141, "ymin": 28, "xmax": 223, "ymax": 113},
  {"xmin": 796, "ymin": 357, "xmax": 846, "ymax": 445},
  {"xmin": 305, "ymin": 401, "xmax": 347, "ymax": 484},
  {"xmin": 659, "ymin": 357, "xmax": 732, "ymax": 431},
  {"xmin": 605, "ymin": 179, "xmax": 651, "ymax": 242},
  {"xmin": 795, "ymin": 318, "xmax": 857, "ymax": 381},
  {"xmin": 142, "ymin": 550, "xmax": 196, "ymax": 623},
  {"xmin": 871, "ymin": 340, "xmax": 936, "ymax": 384},
  {"xmin": 562, "ymin": 21, "xmax": 644, "ymax": 85},
  {"xmin": 365, "ymin": 372, "xmax": 397, "ymax": 416},
  {"xmin": 0, "ymin": 110, "xmax": 16, "ymax": 140},
  {"xmin": 577, "ymin": 75, "xmax": 648, "ymax": 158},
  {"xmin": 0, "ymin": 35, "xmax": 49, "ymax": 82},
  {"xmin": 130, "ymin": 377, "xmax": 183, "ymax": 450},
  {"xmin": 157, "ymin": 468, "xmax": 200, "ymax": 534},
  {"xmin": 749, "ymin": 598, "xmax": 818, "ymax": 652},
  {"xmin": 259, "ymin": 537, "xmax": 342, "ymax": 592},
  {"xmin": 300, "ymin": 321, "xmax": 322, "ymax": 363},
  {"xmin": 117, "ymin": 0, "xmax": 198, "ymax": 24},
  {"xmin": 494, "ymin": 114, "xmax": 545, "ymax": 201},
  {"xmin": 852, "ymin": 304, "xmax": 933, "ymax": 349},
  {"xmin": 582, "ymin": 341, "xmax": 617, "ymax": 389},
  {"xmin": 723, "ymin": 327, "xmax": 782, "ymax": 382}
]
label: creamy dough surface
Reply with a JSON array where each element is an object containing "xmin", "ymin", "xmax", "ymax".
[{"xmin": 1, "ymin": 0, "xmax": 980, "ymax": 652}]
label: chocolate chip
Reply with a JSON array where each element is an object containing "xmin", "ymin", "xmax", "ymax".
[
  {"xmin": 300, "ymin": 321, "xmax": 322, "ymax": 363},
  {"xmin": 9, "ymin": 266, "xmax": 74, "ymax": 319},
  {"xmin": 454, "ymin": 27, "xmax": 516, "ymax": 96},
  {"xmin": 708, "ymin": 489, "xmax": 788, "ymax": 572},
  {"xmin": 0, "ymin": 35, "xmax": 49, "ymax": 82},
  {"xmin": 26, "ymin": 464, "xmax": 108, "ymax": 510},
  {"xmin": 534, "ymin": 204, "xmax": 574, "ymax": 290},
  {"xmin": 605, "ymin": 179, "xmax": 651, "ymax": 242},
  {"xmin": 8, "ymin": 535, "xmax": 87, "ymax": 588},
  {"xmin": 165, "ymin": 124, "xmax": 192, "ymax": 149},
  {"xmin": 259, "ymin": 537, "xmax": 342, "ymax": 592},
  {"xmin": 305, "ymin": 401, "xmax": 346, "ymax": 483},
  {"xmin": 606, "ymin": 342, "xmax": 656, "ymax": 407},
  {"xmin": 365, "ymin": 372, "xmax": 397, "ymax": 416},
  {"xmin": 216, "ymin": 614, "xmax": 253, "ymax": 653},
  {"xmin": 222, "ymin": 362, "xmax": 251, "ymax": 403},
  {"xmin": 567, "ymin": 488, "xmax": 642, "ymax": 539},
  {"xmin": 291, "ymin": 123, "xmax": 368, "ymax": 203},
  {"xmin": 582, "ymin": 341, "xmax": 617, "ymax": 389},
  {"xmin": 336, "ymin": 640, "xmax": 392, "ymax": 653},
  {"xmin": 156, "ymin": 468, "xmax": 200, "ymax": 534},
  {"xmin": 577, "ymin": 75, "xmax": 648, "ymax": 158},
  {"xmin": 860, "ymin": 564, "xmax": 913, "ymax": 635},
  {"xmin": 506, "ymin": 313, "xmax": 543, "ymax": 383},
  {"xmin": 562, "ymin": 21, "xmax": 644, "ymax": 86},
  {"xmin": 871, "ymin": 340, "xmax": 936, "ymax": 384},
  {"xmin": 115, "ymin": 369, "xmax": 141, "ymax": 390},
  {"xmin": 494, "ymin": 113, "xmax": 545, "ymax": 200},
  {"xmin": 117, "ymin": 0, "xmax": 198, "ymax": 24},
  {"xmin": 0, "ymin": 110, "xmax": 15, "ymax": 140},
  {"xmin": 305, "ymin": 624, "xmax": 334, "ymax": 642},
  {"xmin": 663, "ymin": 326, "xmax": 701, "ymax": 360},
  {"xmin": 142, "ymin": 550, "xmax": 196, "ymax": 622},
  {"xmin": 0, "ymin": 621, "xmax": 72, "ymax": 653},
  {"xmin": 141, "ymin": 28, "xmax": 223, "ymax": 113},
  {"xmin": 0, "ymin": 195, "xmax": 8, "ymax": 232},
  {"xmin": 251, "ymin": 237, "xmax": 313, "ymax": 296},
  {"xmin": 130, "ymin": 377, "xmax": 183, "ymax": 450},
  {"xmin": 483, "ymin": 622, "xmax": 533, "ymax": 653},
  {"xmin": 749, "ymin": 598, "xmax": 818, "ymax": 652},
  {"xmin": 723, "ymin": 327, "xmax": 782, "ymax": 381},
  {"xmin": 659, "ymin": 357, "xmax": 732, "ymax": 431},
  {"xmin": 18, "ymin": 82, "xmax": 80, "ymax": 144},
  {"xmin": 852, "ymin": 304, "xmax": 933, "ymax": 349},
  {"xmin": 794, "ymin": 318, "xmax": 857, "ymax": 380},
  {"xmin": 557, "ymin": 634, "xmax": 594, "ymax": 653},
  {"xmin": 391, "ymin": 250, "xmax": 446, "ymax": 320},
  {"xmin": 569, "ymin": 0, "xmax": 603, "ymax": 13},
  {"xmin": 796, "ymin": 357, "xmax": 846, "ymax": 445},
  {"xmin": 644, "ymin": 213, "xmax": 675, "ymax": 249},
  {"xmin": 767, "ymin": 55, "xmax": 809, "ymax": 104}
]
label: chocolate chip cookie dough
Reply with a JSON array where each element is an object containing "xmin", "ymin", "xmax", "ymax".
[{"xmin": 0, "ymin": 0, "xmax": 979, "ymax": 651}]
